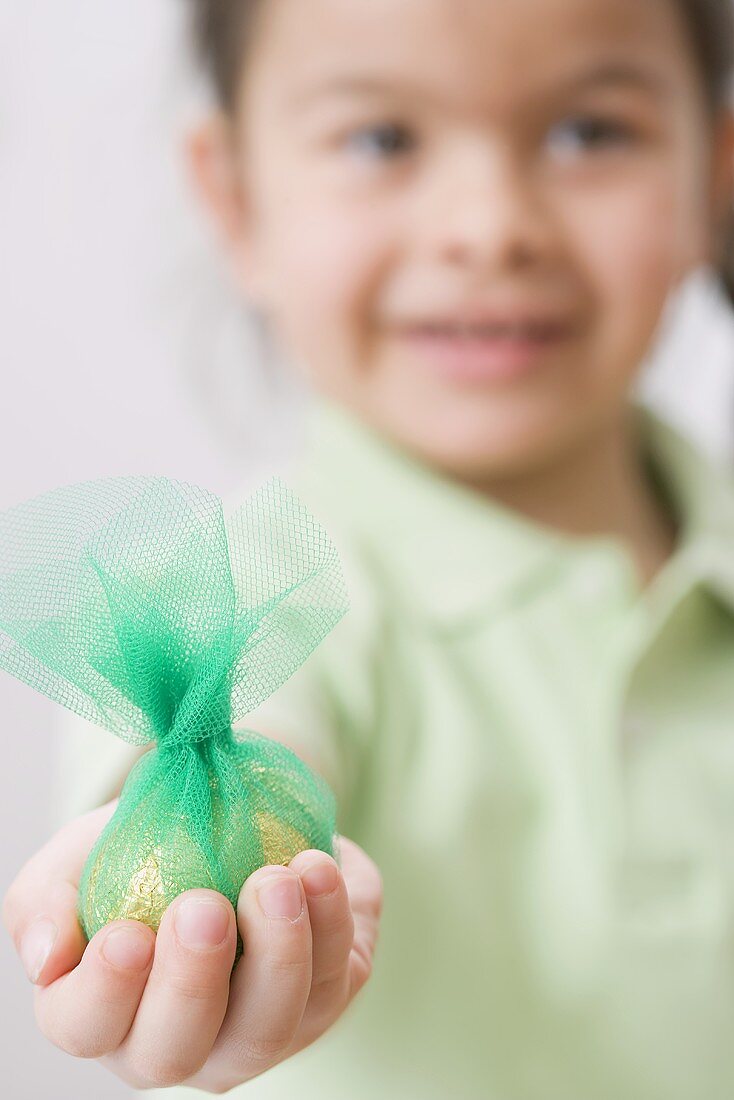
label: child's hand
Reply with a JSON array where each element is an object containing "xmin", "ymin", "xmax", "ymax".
[{"xmin": 2, "ymin": 799, "xmax": 382, "ymax": 1093}]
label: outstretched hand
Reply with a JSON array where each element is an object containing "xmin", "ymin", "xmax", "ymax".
[{"xmin": 3, "ymin": 799, "xmax": 383, "ymax": 1093}]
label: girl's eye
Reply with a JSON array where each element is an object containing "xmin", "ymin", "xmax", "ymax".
[
  {"xmin": 342, "ymin": 122, "xmax": 415, "ymax": 160},
  {"xmin": 546, "ymin": 115, "xmax": 636, "ymax": 158}
]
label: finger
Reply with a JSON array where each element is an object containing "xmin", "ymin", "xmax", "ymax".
[
  {"xmin": 287, "ymin": 847, "xmax": 353, "ymax": 1039},
  {"xmin": 337, "ymin": 837, "xmax": 383, "ymax": 1000},
  {"xmin": 208, "ymin": 866, "xmax": 312, "ymax": 1085},
  {"xmin": 105, "ymin": 889, "xmax": 236, "ymax": 1090},
  {"xmin": 32, "ymin": 918, "xmax": 155, "ymax": 1058},
  {"xmin": 2, "ymin": 799, "xmax": 119, "ymax": 986}
]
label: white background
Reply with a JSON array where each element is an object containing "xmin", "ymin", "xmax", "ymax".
[{"xmin": 0, "ymin": 2, "xmax": 733, "ymax": 1097}]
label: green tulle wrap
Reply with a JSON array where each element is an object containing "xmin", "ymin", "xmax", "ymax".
[{"xmin": 0, "ymin": 475, "xmax": 348, "ymax": 965}]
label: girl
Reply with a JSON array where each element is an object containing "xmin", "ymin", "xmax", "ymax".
[{"xmin": 5, "ymin": 0, "xmax": 734, "ymax": 1096}]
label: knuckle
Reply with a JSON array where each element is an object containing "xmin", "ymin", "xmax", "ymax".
[
  {"xmin": 39, "ymin": 1016, "xmax": 100, "ymax": 1060},
  {"xmin": 321, "ymin": 906, "xmax": 354, "ymax": 940},
  {"xmin": 263, "ymin": 926, "xmax": 311, "ymax": 977},
  {"xmin": 66, "ymin": 1036, "xmax": 108, "ymax": 1060},
  {"xmin": 165, "ymin": 968, "xmax": 222, "ymax": 1002},
  {"xmin": 35, "ymin": 996, "xmax": 113, "ymax": 1060},
  {"xmin": 265, "ymin": 945, "xmax": 311, "ymax": 980},
  {"xmin": 137, "ymin": 1052, "xmax": 200, "ymax": 1089},
  {"xmin": 144, "ymin": 1064, "xmax": 188, "ymax": 1089},
  {"xmin": 311, "ymin": 960, "xmax": 349, "ymax": 991},
  {"xmin": 348, "ymin": 944, "xmax": 373, "ymax": 998},
  {"xmin": 58, "ymin": 1038, "xmax": 98, "ymax": 1059},
  {"xmin": 235, "ymin": 1031, "xmax": 293, "ymax": 1071},
  {"xmin": 196, "ymin": 1082, "xmax": 236, "ymax": 1096}
]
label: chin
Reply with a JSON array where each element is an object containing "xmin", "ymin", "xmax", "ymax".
[{"xmin": 389, "ymin": 403, "xmax": 586, "ymax": 485}]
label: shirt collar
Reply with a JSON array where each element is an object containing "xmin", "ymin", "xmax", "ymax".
[
  {"xmin": 641, "ymin": 410, "xmax": 734, "ymax": 612},
  {"xmin": 299, "ymin": 394, "xmax": 734, "ymax": 629}
]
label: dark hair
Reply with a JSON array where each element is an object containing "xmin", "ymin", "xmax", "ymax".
[{"xmin": 186, "ymin": 0, "xmax": 734, "ymax": 305}]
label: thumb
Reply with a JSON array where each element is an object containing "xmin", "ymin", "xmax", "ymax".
[{"xmin": 2, "ymin": 799, "xmax": 118, "ymax": 985}]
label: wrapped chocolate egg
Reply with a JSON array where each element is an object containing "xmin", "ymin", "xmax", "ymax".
[{"xmin": 0, "ymin": 475, "xmax": 348, "ymax": 965}]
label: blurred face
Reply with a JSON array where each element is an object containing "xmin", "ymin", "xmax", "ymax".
[{"xmin": 197, "ymin": 0, "xmax": 724, "ymax": 481}]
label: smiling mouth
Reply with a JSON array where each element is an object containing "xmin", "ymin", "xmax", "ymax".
[{"xmin": 397, "ymin": 320, "xmax": 575, "ymax": 384}]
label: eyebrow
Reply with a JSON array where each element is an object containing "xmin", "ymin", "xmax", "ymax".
[
  {"xmin": 286, "ymin": 60, "xmax": 673, "ymax": 113},
  {"xmin": 560, "ymin": 60, "xmax": 673, "ymax": 100}
]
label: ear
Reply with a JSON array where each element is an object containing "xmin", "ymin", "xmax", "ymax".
[{"xmin": 182, "ymin": 112, "xmax": 264, "ymax": 300}]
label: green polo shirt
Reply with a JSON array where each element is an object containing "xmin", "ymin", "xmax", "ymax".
[{"xmin": 54, "ymin": 394, "xmax": 734, "ymax": 1100}]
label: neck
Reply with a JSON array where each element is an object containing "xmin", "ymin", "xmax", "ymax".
[{"xmin": 464, "ymin": 407, "xmax": 678, "ymax": 587}]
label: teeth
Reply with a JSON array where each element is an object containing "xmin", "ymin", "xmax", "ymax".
[{"xmin": 432, "ymin": 323, "xmax": 542, "ymax": 338}]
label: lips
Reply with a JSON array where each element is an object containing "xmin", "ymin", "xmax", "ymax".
[
  {"xmin": 415, "ymin": 319, "xmax": 569, "ymax": 339},
  {"xmin": 396, "ymin": 315, "xmax": 574, "ymax": 383}
]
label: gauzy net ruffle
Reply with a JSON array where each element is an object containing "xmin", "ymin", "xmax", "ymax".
[{"xmin": 0, "ymin": 475, "xmax": 349, "ymax": 965}]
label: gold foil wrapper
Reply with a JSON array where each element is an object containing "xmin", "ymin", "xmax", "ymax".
[
  {"xmin": 89, "ymin": 845, "xmax": 168, "ymax": 932},
  {"xmin": 256, "ymin": 810, "xmax": 309, "ymax": 865},
  {"xmin": 86, "ymin": 813, "xmax": 310, "ymax": 939}
]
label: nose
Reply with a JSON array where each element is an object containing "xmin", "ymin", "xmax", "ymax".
[{"xmin": 414, "ymin": 140, "xmax": 559, "ymax": 274}]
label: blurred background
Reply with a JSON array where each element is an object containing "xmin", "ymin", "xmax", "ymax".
[{"xmin": 1, "ymin": 2, "xmax": 733, "ymax": 1096}]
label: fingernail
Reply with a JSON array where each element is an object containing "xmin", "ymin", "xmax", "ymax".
[
  {"xmin": 101, "ymin": 926, "xmax": 154, "ymax": 971},
  {"xmin": 300, "ymin": 857, "xmax": 339, "ymax": 899},
  {"xmin": 175, "ymin": 898, "xmax": 231, "ymax": 949},
  {"xmin": 257, "ymin": 873, "xmax": 304, "ymax": 922},
  {"xmin": 20, "ymin": 917, "xmax": 58, "ymax": 984}
]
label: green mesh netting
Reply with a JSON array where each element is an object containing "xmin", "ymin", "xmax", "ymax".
[{"xmin": 0, "ymin": 475, "xmax": 348, "ymax": 966}]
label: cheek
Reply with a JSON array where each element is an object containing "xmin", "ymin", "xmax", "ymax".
[
  {"xmin": 568, "ymin": 170, "xmax": 701, "ymax": 333},
  {"xmin": 260, "ymin": 193, "xmax": 389, "ymax": 342}
]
